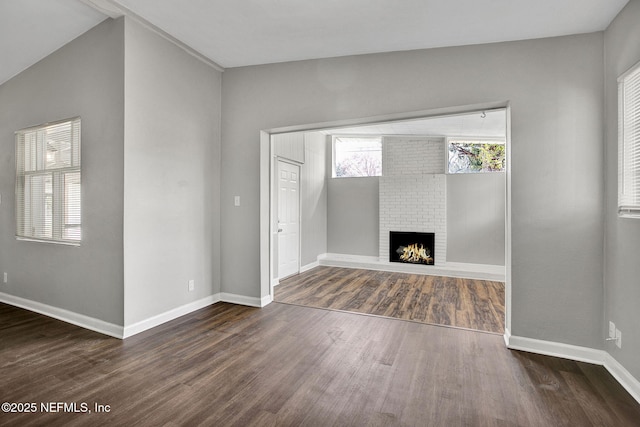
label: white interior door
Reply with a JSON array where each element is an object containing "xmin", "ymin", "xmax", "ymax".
[{"xmin": 277, "ymin": 160, "xmax": 300, "ymax": 279}]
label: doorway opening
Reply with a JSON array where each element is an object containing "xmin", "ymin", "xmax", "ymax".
[{"xmin": 262, "ymin": 103, "xmax": 511, "ymax": 335}]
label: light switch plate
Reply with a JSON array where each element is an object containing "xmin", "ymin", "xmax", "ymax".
[{"xmin": 609, "ymin": 321, "xmax": 616, "ymax": 338}]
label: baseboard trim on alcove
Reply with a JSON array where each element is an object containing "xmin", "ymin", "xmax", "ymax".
[
  {"xmin": 317, "ymin": 253, "xmax": 505, "ymax": 281},
  {"xmin": 505, "ymin": 329, "xmax": 640, "ymax": 404}
]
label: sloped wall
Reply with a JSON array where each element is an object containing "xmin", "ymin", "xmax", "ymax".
[{"xmin": 0, "ymin": 18, "xmax": 125, "ymax": 325}]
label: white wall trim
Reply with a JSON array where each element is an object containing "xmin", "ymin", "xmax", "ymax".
[
  {"xmin": 319, "ymin": 253, "xmax": 505, "ymax": 281},
  {"xmin": 125, "ymin": 293, "xmax": 272, "ymax": 337},
  {"xmin": 260, "ymin": 294, "xmax": 273, "ymax": 307},
  {"xmin": 3, "ymin": 291, "xmax": 639, "ymax": 402},
  {"xmin": 0, "ymin": 292, "xmax": 124, "ymax": 339},
  {"xmin": 125, "ymin": 293, "xmax": 272, "ymax": 338},
  {"xmin": 122, "ymin": 294, "xmax": 221, "ymax": 338},
  {"xmin": 319, "ymin": 253, "xmax": 379, "ymax": 267},
  {"xmin": 506, "ymin": 334, "xmax": 606, "ymax": 365},
  {"xmin": 604, "ymin": 353, "xmax": 640, "ymax": 404},
  {"xmin": 220, "ymin": 292, "xmax": 265, "ymax": 308},
  {"xmin": 1, "ymin": 290, "xmax": 272, "ymax": 340},
  {"xmin": 81, "ymin": 0, "xmax": 224, "ymax": 72},
  {"xmin": 506, "ymin": 334, "xmax": 640, "ymax": 404},
  {"xmin": 300, "ymin": 259, "xmax": 320, "ymax": 273},
  {"xmin": 503, "ymin": 327, "xmax": 511, "ymax": 347}
]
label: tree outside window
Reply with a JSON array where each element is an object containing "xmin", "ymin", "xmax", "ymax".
[
  {"xmin": 333, "ymin": 136, "xmax": 382, "ymax": 178},
  {"xmin": 448, "ymin": 139, "xmax": 505, "ymax": 174}
]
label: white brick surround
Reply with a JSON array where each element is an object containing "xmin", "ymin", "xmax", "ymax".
[{"xmin": 379, "ymin": 137, "xmax": 446, "ymax": 264}]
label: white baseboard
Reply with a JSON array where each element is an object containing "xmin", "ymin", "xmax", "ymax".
[
  {"xmin": 220, "ymin": 292, "xmax": 265, "ymax": 308},
  {"xmin": 272, "ymin": 278, "xmax": 280, "ymax": 287},
  {"xmin": 260, "ymin": 294, "xmax": 273, "ymax": 307},
  {"xmin": 1, "ymin": 289, "xmax": 272, "ymax": 340},
  {"xmin": 506, "ymin": 334, "xmax": 606, "ymax": 365},
  {"xmin": 503, "ymin": 327, "xmax": 511, "ymax": 347},
  {"xmin": 3, "ymin": 291, "xmax": 638, "ymax": 404},
  {"xmin": 123, "ymin": 294, "xmax": 221, "ymax": 338},
  {"xmin": 125, "ymin": 292, "xmax": 272, "ymax": 337},
  {"xmin": 604, "ymin": 353, "xmax": 640, "ymax": 404},
  {"xmin": 300, "ymin": 260, "xmax": 320, "ymax": 273},
  {"xmin": 319, "ymin": 253, "xmax": 505, "ymax": 281},
  {"xmin": 319, "ymin": 253, "xmax": 378, "ymax": 266},
  {"xmin": 506, "ymin": 333, "xmax": 640, "ymax": 404},
  {"xmin": 0, "ymin": 292, "xmax": 124, "ymax": 339}
]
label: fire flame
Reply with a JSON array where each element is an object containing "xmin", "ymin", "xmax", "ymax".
[{"xmin": 398, "ymin": 243, "xmax": 433, "ymax": 264}]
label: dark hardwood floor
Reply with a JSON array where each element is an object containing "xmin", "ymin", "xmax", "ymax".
[
  {"xmin": 1, "ymin": 301, "xmax": 640, "ymax": 426},
  {"xmin": 275, "ymin": 266, "xmax": 505, "ymax": 334}
]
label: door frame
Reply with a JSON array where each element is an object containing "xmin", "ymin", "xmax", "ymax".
[{"xmin": 260, "ymin": 101, "xmax": 512, "ymax": 340}]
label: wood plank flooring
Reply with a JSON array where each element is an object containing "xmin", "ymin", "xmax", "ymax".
[
  {"xmin": 275, "ymin": 266, "xmax": 505, "ymax": 334},
  {"xmin": 2, "ymin": 301, "xmax": 640, "ymax": 426}
]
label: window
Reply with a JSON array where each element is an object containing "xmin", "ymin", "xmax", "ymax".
[
  {"xmin": 618, "ymin": 61, "xmax": 640, "ymax": 218},
  {"xmin": 447, "ymin": 138, "xmax": 505, "ymax": 174},
  {"xmin": 15, "ymin": 118, "xmax": 81, "ymax": 244},
  {"xmin": 333, "ymin": 136, "xmax": 382, "ymax": 177}
]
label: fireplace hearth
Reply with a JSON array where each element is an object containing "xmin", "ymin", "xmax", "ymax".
[{"xmin": 389, "ymin": 231, "xmax": 435, "ymax": 265}]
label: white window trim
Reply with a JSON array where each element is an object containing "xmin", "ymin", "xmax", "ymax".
[
  {"xmin": 618, "ymin": 60, "xmax": 640, "ymax": 219},
  {"xmin": 332, "ymin": 135, "xmax": 383, "ymax": 178},
  {"xmin": 15, "ymin": 117, "xmax": 82, "ymax": 246}
]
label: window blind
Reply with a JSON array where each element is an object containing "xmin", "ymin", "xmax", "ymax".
[
  {"xmin": 15, "ymin": 118, "xmax": 81, "ymax": 243},
  {"xmin": 618, "ymin": 62, "xmax": 640, "ymax": 218}
]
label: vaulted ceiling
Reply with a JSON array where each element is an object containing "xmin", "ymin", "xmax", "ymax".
[{"xmin": 0, "ymin": 0, "xmax": 629, "ymax": 86}]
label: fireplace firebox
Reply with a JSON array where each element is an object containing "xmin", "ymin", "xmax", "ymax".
[{"xmin": 389, "ymin": 231, "xmax": 435, "ymax": 265}]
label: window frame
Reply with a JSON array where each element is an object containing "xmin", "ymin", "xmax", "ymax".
[
  {"xmin": 332, "ymin": 135, "xmax": 383, "ymax": 178},
  {"xmin": 445, "ymin": 136, "xmax": 506, "ymax": 175},
  {"xmin": 618, "ymin": 60, "xmax": 640, "ymax": 219},
  {"xmin": 15, "ymin": 117, "xmax": 82, "ymax": 246}
]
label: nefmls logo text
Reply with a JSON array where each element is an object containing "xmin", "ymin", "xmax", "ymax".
[{"xmin": 41, "ymin": 402, "xmax": 89, "ymax": 413}]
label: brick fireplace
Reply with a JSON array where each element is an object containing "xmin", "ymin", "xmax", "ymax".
[{"xmin": 379, "ymin": 136, "xmax": 446, "ymax": 265}]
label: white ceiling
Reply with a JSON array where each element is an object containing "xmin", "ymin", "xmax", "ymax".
[
  {"xmin": 0, "ymin": 0, "xmax": 630, "ymax": 85},
  {"xmin": 0, "ymin": 0, "xmax": 106, "ymax": 86},
  {"xmin": 319, "ymin": 109, "xmax": 506, "ymax": 138}
]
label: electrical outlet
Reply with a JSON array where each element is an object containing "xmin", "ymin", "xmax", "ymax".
[
  {"xmin": 188, "ymin": 279, "xmax": 195, "ymax": 292},
  {"xmin": 3, "ymin": 272, "xmax": 6, "ymax": 283},
  {"xmin": 609, "ymin": 321, "xmax": 616, "ymax": 338},
  {"xmin": 615, "ymin": 329, "xmax": 622, "ymax": 349}
]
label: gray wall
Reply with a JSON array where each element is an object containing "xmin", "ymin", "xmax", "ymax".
[
  {"xmin": 0, "ymin": 18, "xmax": 125, "ymax": 325},
  {"xmin": 447, "ymin": 173, "xmax": 506, "ymax": 265},
  {"xmin": 271, "ymin": 131, "xmax": 327, "ymax": 277},
  {"xmin": 221, "ymin": 33, "xmax": 605, "ymax": 349},
  {"xmin": 326, "ymin": 137, "xmax": 506, "ymax": 263},
  {"xmin": 123, "ymin": 18, "xmax": 222, "ymax": 326},
  {"xmin": 300, "ymin": 132, "xmax": 328, "ymax": 267},
  {"xmin": 327, "ymin": 177, "xmax": 379, "ymax": 256},
  {"xmin": 273, "ymin": 132, "xmax": 305, "ymax": 163},
  {"xmin": 603, "ymin": 0, "xmax": 640, "ymax": 381}
]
